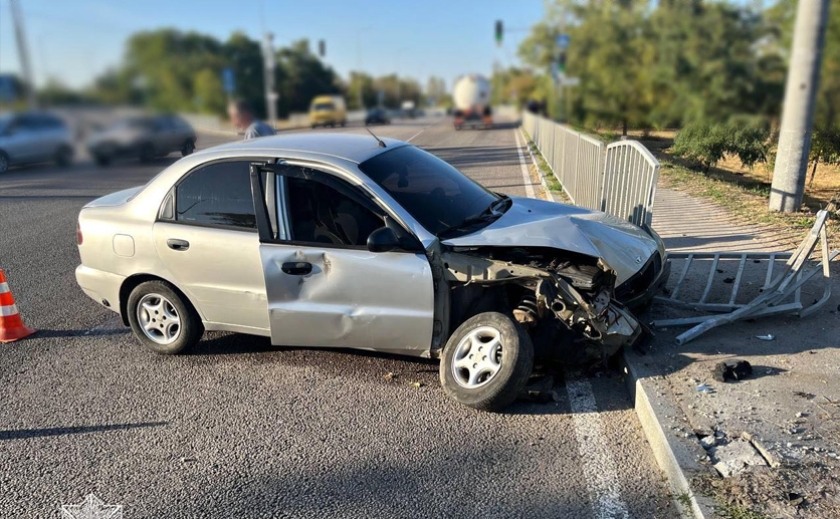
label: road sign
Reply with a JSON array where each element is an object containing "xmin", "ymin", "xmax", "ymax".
[
  {"xmin": 561, "ymin": 76, "xmax": 580, "ymax": 87},
  {"xmin": 556, "ymin": 34, "xmax": 570, "ymax": 49},
  {"xmin": 222, "ymin": 67, "xmax": 235, "ymax": 94}
]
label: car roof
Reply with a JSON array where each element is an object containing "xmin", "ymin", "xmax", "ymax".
[{"xmin": 204, "ymin": 132, "xmax": 406, "ymax": 164}]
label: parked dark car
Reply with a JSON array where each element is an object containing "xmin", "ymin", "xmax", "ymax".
[
  {"xmin": 365, "ymin": 108, "xmax": 391, "ymax": 126},
  {"xmin": 87, "ymin": 114, "xmax": 196, "ymax": 166}
]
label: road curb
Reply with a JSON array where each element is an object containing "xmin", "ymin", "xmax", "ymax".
[
  {"xmin": 518, "ymin": 128, "xmax": 556, "ymax": 202},
  {"xmin": 519, "ymin": 123, "xmax": 719, "ymax": 518},
  {"xmin": 620, "ymin": 350, "xmax": 720, "ymax": 518}
]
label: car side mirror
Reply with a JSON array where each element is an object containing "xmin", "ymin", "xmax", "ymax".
[{"xmin": 367, "ymin": 226, "xmax": 402, "ymax": 253}]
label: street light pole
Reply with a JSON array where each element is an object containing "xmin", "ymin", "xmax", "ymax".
[
  {"xmin": 394, "ymin": 47, "xmax": 408, "ymax": 108},
  {"xmin": 769, "ymin": 0, "xmax": 831, "ymax": 212},
  {"xmin": 263, "ymin": 32, "xmax": 278, "ymax": 127},
  {"xmin": 10, "ymin": 0, "xmax": 37, "ymax": 109}
]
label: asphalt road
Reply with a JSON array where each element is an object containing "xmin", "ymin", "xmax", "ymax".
[{"xmin": 0, "ymin": 116, "xmax": 676, "ymax": 518}]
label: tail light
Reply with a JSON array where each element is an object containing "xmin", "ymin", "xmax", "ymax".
[{"xmin": 76, "ymin": 222, "xmax": 83, "ymax": 245}]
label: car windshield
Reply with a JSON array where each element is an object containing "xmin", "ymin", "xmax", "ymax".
[
  {"xmin": 313, "ymin": 102, "xmax": 334, "ymax": 111},
  {"xmin": 359, "ymin": 145, "xmax": 503, "ymax": 237}
]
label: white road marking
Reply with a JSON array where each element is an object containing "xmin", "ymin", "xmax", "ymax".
[
  {"xmin": 513, "ymin": 129, "xmax": 537, "ymax": 199},
  {"xmin": 566, "ymin": 378, "xmax": 631, "ymax": 519},
  {"xmin": 406, "ymin": 127, "xmax": 426, "ymax": 142}
]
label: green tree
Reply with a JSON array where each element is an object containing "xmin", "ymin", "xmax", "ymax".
[
  {"xmin": 223, "ymin": 32, "xmax": 266, "ymax": 117},
  {"xmin": 347, "ymin": 71, "xmax": 376, "ymax": 109},
  {"xmin": 192, "ymin": 68, "xmax": 226, "ymax": 114},
  {"xmin": 520, "ymin": 0, "xmax": 657, "ymax": 133},
  {"xmin": 275, "ymin": 39, "xmax": 343, "ymax": 117}
]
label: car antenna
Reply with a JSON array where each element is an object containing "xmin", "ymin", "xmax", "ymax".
[{"xmin": 365, "ymin": 127, "xmax": 387, "ymax": 148}]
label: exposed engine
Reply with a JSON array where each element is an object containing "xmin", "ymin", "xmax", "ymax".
[{"xmin": 440, "ymin": 246, "xmax": 642, "ymax": 361}]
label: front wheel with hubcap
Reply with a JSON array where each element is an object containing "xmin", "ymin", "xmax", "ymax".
[
  {"xmin": 127, "ymin": 281, "xmax": 203, "ymax": 354},
  {"xmin": 439, "ymin": 311, "xmax": 534, "ymax": 412}
]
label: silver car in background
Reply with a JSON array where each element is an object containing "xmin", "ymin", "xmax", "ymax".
[
  {"xmin": 0, "ymin": 111, "xmax": 74, "ymax": 173},
  {"xmin": 75, "ymin": 133, "xmax": 668, "ymax": 411},
  {"xmin": 87, "ymin": 114, "xmax": 196, "ymax": 166}
]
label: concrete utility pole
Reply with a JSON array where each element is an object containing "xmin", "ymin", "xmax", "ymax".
[
  {"xmin": 262, "ymin": 32, "xmax": 278, "ymax": 127},
  {"xmin": 10, "ymin": 0, "xmax": 37, "ymax": 109},
  {"xmin": 769, "ymin": 0, "xmax": 831, "ymax": 212}
]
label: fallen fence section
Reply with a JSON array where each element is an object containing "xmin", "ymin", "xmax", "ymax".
[{"xmin": 652, "ymin": 210, "xmax": 838, "ymax": 345}]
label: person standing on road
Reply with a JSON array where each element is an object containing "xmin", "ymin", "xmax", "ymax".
[{"xmin": 227, "ymin": 100, "xmax": 276, "ymax": 140}]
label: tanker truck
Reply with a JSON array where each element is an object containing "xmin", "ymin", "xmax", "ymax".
[{"xmin": 452, "ymin": 74, "xmax": 492, "ymax": 130}]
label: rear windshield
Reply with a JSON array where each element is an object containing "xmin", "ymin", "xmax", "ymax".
[
  {"xmin": 359, "ymin": 145, "xmax": 499, "ymax": 235},
  {"xmin": 313, "ymin": 103, "xmax": 335, "ymax": 111}
]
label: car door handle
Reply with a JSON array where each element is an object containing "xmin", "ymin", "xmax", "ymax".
[
  {"xmin": 281, "ymin": 262, "xmax": 312, "ymax": 275},
  {"xmin": 166, "ymin": 238, "xmax": 190, "ymax": 251}
]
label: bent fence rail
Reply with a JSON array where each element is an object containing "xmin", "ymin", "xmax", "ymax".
[{"xmin": 521, "ymin": 112, "xmax": 660, "ymax": 228}]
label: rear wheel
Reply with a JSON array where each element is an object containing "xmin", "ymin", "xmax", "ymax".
[
  {"xmin": 54, "ymin": 145, "xmax": 73, "ymax": 167},
  {"xmin": 440, "ymin": 312, "xmax": 534, "ymax": 412},
  {"xmin": 139, "ymin": 142, "xmax": 155, "ymax": 162},
  {"xmin": 127, "ymin": 281, "xmax": 203, "ymax": 355},
  {"xmin": 180, "ymin": 139, "xmax": 195, "ymax": 156},
  {"xmin": 94, "ymin": 153, "xmax": 112, "ymax": 167}
]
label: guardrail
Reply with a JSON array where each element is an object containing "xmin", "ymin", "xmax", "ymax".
[{"xmin": 521, "ymin": 111, "xmax": 660, "ymax": 228}]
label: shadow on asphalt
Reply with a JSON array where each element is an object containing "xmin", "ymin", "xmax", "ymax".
[
  {"xmin": 0, "ymin": 421, "xmax": 168, "ymax": 440},
  {"xmin": 187, "ymin": 331, "xmax": 632, "ymax": 415},
  {"xmin": 34, "ymin": 328, "xmax": 128, "ymax": 338}
]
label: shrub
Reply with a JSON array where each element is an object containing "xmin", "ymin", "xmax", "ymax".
[{"xmin": 673, "ymin": 117, "xmax": 770, "ymax": 172}]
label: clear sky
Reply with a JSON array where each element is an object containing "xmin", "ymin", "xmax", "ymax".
[{"xmin": 0, "ymin": 0, "xmax": 546, "ymax": 91}]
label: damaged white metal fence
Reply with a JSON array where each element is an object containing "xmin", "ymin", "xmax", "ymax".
[{"xmin": 521, "ymin": 111, "xmax": 660, "ymax": 228}]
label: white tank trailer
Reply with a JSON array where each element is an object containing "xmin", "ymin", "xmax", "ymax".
[{"xmin": 452, "ymin": 74, "xmax": 492, "ymax": 130}]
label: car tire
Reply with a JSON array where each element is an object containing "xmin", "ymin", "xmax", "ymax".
[
  {"xmin": 127, "ymin": 281, "xmax": 203, "ymax": 355},
  {"xmin": 54, "ymin": 145, "xmax": 73, "ymax": 167},
  {"xmin": 439, "ymin": 311, "xmax": 534, "ymax": 412},
  {"xmin": 139, "ymin": 142, "xmax": 155, "ymax": 162},
  {"xmin": 94, "ymin": 153, "xmax": 112, "ymax": 167},
  {"xmin": 181, "ymin": 140, "xmax": 196, "ymax": 157},
  {"xmin": 0, "ymin": 151, "xmax": 9, "ymax": 173}
]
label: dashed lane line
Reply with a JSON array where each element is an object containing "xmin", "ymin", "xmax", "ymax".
[
  {"xmin": 566, "ymin": 378, "xmax": 632, "ymax": 519},
  {"xmin": 514, "ymin": 125, "xmax": 631, "ymax": 519}
]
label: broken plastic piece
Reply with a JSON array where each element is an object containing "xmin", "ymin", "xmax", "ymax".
[{"xmin": 696, "ymin": 383, "xmax": 714, "ymax": 394}]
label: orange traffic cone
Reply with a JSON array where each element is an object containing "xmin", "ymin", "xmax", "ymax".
[{"xmin": 0, "ymin": 268, "xmax": 35, "ymax": 343}]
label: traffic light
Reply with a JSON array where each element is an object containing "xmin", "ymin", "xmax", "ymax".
[
  {"xmin": 558, "ymin": 52, "xmax": 567, "ymax": 74},
  {"xmin": 318, "ymin": 39, "xmax": 326, "ymax": 57},
  {"xmin": 495, "ymin": 20, "xmax": 503, "ymax": 46}
]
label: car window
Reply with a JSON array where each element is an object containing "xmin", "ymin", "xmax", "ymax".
[
  {"xmin": 283, "ymin": 170, "xmax": 383, "ymax": 247},
  {"xmin": 358, "ymin": 145, "xmax": 499, "ymax": 235},
  {"xmin": 175, "ymin": 161, "xmax": 256, "ymax": 230}
]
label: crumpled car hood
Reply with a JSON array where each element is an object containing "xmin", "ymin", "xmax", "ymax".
[{"xmin": 442, "ymin": 196, "xmax": 660, "ymax": 284}]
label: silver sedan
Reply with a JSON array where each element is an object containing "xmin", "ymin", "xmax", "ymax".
[{"xmin": 75, "ymin": 133, "xmax": 668, "ymax": 411}]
